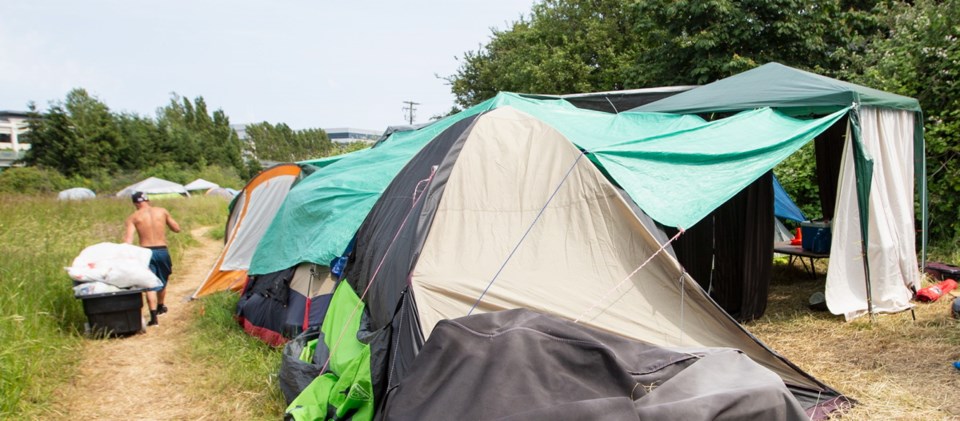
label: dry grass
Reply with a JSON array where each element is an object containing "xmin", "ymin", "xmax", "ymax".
[{"xmin": 747, "ymin": 258, "xmax": 960, "ymax": 420}]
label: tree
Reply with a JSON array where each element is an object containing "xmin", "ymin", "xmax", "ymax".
[
  {"xmin": 156, "ymin": 94, "xmax": 244, "ymax": 174},
  {"xmin": 845, "ymin": 0, "xmax": 960, "ymax": 244},
  {"xmin": 633, "ymin": 0, "xmax": 885, "ymax": 86},
  {"xmin": 22, "ymin": 89, "xmax": 124, "ymax": 177},
  {"xmin": 448, "ymin": 0, "xmax": 886, "ymax": 108},
  {"xmin": 449, "ymin": 0, "xmax": 647, "ymax": 108}
]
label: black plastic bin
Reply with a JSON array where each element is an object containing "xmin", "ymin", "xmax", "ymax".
[{"xmin": 76, "ymin": 288, "xmax": 145, "ymax": 337}]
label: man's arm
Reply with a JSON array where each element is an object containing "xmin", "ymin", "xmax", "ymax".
[
  {"xmin": 165, "ymin": 210, "xmax": 181, "ymax": 233},
  {"xmin": 123, "ymin": 216, "xmax": 137, "ymax": 244}
]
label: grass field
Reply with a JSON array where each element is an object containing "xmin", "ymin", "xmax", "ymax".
[{"xmin": 0, "ymin": 194, "xmax": 229, "ymax": 417}]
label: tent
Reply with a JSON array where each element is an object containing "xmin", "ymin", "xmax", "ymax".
[
  {"xmin": 57, "ymin": 187, "xmax": 96, "ymax": 201},
  {"xmin": 636, "ymin": 62, "xmax": 924, "ymax": 320},
  {"xmin": 184, "ymin": 178, "xmax": 219, "ymax": 191},
  {"xmin": 115, "ymin": 177, "xmax": 189, "ymax": 199},
  {"xmin": 287, "ymin": 93, "xmax": 850, "ymax": 419},
  {"xmin": 191, "ymin": 164, "xmax": 303, "ymax": 299},
  {"xmin": 205, "ymin": 187, "xmax": 238, "ymax": 199}
]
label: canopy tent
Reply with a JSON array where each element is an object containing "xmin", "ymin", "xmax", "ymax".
[
  {"xmin": 286, "ymin": 94, "xmax": 851, "ymax": 419},
  {"xmin": 57, "ymin": 187, "xmax": 96, "ymax": 201},
  {"xmin": 184, "ymin": 178, "xmax": 219, "ymax": 191},
  {"xmin": 115, "ymin": 177, "xmax": 189, "ymax": 199},
  {"xmin": 636, "ymin": 62, "xmax": 924, "ymax": 320}
]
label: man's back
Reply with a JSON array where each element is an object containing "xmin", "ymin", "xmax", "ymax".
[{"xmin": 126, "ymin": 206, "xmax": 178, "ymax": 247}]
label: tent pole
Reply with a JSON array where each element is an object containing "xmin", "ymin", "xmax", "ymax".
[{"xmin": 849, "ymin": 106, "xmax": 875, "ymax": 319}]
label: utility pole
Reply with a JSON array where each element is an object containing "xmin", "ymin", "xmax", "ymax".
[{"xmin": 402, "ymin": 101, "xmax": 420, "ymax": 125}]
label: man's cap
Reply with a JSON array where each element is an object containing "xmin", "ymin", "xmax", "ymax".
[{"xmin": 132, "ymin": 191, "xmax": 149, "ymax": 203}]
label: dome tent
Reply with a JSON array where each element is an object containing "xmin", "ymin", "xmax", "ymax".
[
  {"xmin": 58, "ymin": 187, "xmax": 96, "ymax": 201},
  {"xmin": 279, "ymin": 93, "xmax": 850, "ymax": 419}
]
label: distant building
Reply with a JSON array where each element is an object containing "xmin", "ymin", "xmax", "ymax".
[
  {"xmin": 0, "ymin": 111, "xmax": 31, "ymax": 168},
  {"xmin": 325, "ymin": 127, "xmax": 380, "ymax": 144}
]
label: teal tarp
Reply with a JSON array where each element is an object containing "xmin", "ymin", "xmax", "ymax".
[
  {"xmin": 590, "ymin": 107, "xmax": 849, "ymax": 228},
  {"xmin": 249, "ymin": 92, "xmax": 846, "ymax": 274}
]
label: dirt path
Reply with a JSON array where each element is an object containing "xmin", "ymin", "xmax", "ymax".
[{"xmin": 51, "ymin": 227, "xmax": 224, "ymax": 420}]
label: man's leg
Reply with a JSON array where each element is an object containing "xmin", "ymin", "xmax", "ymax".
[
  {"xmin": 157, "ymin": 288, "xmax": 167, "ymax": 314},
  {"xmin": 146, "ymin": 290, "xmax": 159, "ymax": 326}
]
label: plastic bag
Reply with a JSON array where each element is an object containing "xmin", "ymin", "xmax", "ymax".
[
  {"xmin": 73, "ymin": 281, "xmax": 122, "ymax": 296},
  {"xmin": 66, "ymin": 242, "xmax": 161, "ymax": 289}
]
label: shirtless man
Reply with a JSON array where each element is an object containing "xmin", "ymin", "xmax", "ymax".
[{"xmin": 123, "ymin": 191, "xmax": 181, "ymax": 326}]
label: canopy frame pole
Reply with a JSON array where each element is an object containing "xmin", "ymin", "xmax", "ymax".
[{"xmin": 849, "ymin": 104, "xmax": 875, "ymax": 319}]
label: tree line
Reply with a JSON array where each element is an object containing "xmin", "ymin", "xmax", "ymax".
[
  {"xmin": 7, "ymin": 88, "xmax": 365, "ymax": 193},
  {"xmin": 446, "ymin": 0, "xmax": 959, "ymax": 248}
]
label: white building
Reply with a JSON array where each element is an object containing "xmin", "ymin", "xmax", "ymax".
[
  {"xmin": 324, "ymin": 127, "xmax": 380, "ymax": 144},
  {"xmin": 0, "ymin": 111, "xmax": 31, "ymax": 168}
]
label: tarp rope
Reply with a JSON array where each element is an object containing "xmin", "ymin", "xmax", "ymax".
[
  {"xmin": 574, "ymin": 228, "xmax": 685, "ymax": 323},
  {"xmin": 468, "ymin": 151, "xmax": 586, "ymax": 315},
  {"xmin": 319, "ymin": 166, "xmax": 438, "ymax": 375}
]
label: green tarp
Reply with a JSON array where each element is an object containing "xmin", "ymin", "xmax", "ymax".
[
  {"xmin": 635, "ymin": 62, "xmax": 920, "ymax": 115},
  {"xmin": 589, "ymin": 107, "xmax": 849, "ymax": 228},
  {"xmin": 286, "ymin": 281, "xmax": 374, "ymax": 421}
]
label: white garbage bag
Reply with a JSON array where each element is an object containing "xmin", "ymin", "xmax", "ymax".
[{"xmin": 66, "ymin": 242, "xmax": 162, "ymax": 289}]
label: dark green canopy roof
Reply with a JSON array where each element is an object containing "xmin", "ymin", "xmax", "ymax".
[{"xmin": 635, "ymin": 62, "xmax": 921, "ymax": 115}]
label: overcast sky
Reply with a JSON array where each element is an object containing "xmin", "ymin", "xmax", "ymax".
[{"xmin": 0, "ymin": 1, "xmax": 535, "ymax": 130}]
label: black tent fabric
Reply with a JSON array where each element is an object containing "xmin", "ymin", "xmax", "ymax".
[
  {"xmin": 346, "ymin": 115, "xmax": 479, "ymax": 399},
  {"xmin": 379, "ymin": 309, "xmax": 808, "ymax": 421},
  {"xmin": 279, "ymin": 326, "xmax": 329, "ymax": 405},
  {"xmin": 236, "ymin": 267, "xmax": 296, "ymax": 346},
  {"xmin": 668, "ymin": 172, "xmax": 774, "ymax": 321}
]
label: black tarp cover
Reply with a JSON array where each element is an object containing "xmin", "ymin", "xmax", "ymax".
[{"xmin": 380, "ymin": 309, "xmax": 808, "ymax": 421}]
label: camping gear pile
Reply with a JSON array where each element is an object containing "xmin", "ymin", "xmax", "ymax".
[{"xmin": 192, "ymin": 63, "xmax": 931, "ymax": 420}]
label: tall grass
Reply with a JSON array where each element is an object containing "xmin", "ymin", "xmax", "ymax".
[
  {"xmin": 187, "ymin": 292, "xmax": 286, "ymax": 418},
  {"xmin": 0, "ymin": 194, "xmax": 227, "ymax": 417}
]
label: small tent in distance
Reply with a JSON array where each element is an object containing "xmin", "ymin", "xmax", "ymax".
[
  {"xmin": 185, "ymin": 178, "xmax": 219, "ymax": 193},
  {"xmin": 115, "ymin": 177, "xmax": 189, "ymax": 200},
  {"xmin": 58, "ymin": 187, "xmax": 96, "ymax": 201}
]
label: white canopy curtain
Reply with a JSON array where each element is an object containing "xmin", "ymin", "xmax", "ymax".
[{"xmin": 826, "ymin": 107, "xmax": 921, "ymax": 320}]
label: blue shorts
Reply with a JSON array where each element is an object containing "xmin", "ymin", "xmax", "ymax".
[{"xmin": 148, "ymin": 246, "xmax": 172, "ymax": 292}]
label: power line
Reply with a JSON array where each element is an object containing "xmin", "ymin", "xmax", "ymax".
[{"xmin": 402, "ymin": 101, "xmax": 420, "ymax": 125}]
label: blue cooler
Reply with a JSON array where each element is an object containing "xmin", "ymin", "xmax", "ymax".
[{"xmin": 800, "ymin": 221, "xmax": 832, "ymax": 254}]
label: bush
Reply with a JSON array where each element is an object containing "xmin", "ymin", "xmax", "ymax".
[{"xmin": 0, "ymin": 167, "xmax": 69, "ymax": 194}]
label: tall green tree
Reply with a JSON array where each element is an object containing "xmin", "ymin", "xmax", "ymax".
[
  {"xmin": 846, "ymin": 0, "xmax": 960, "ymax": 243},
  {"xmin": 156, "ymin": 94, "xmax": 244, "ymax": 174},
  {"xmin": 449, "ymin": 0, "xmax": 885, "ymax": 108},
  {"xmin": 450, "ymin": 0, "xmax": 647, "ymax": 108},
  {"xmin": 633, "ymin": 0, "xmax": 885, "ymax": 85},
  {"xmin": 22, "ymin": 89, "xmax": 124, "ymax": 177}
]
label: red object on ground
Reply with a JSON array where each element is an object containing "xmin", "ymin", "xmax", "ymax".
[
  {"xmin": 790, "ymin": 227, "xmax": 802, "ymax": 245},
  {"xmin": 916, "ymin": 279, "xmax": 957, "ymax": 302}
]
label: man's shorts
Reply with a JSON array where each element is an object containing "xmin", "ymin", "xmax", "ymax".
[{"xmin": 147, "ymin": 246, "xmax": 173, "ymax": 292}]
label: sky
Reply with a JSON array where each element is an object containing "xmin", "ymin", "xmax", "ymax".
[{"xmin": 0, "ymin": 1, "xmax": 535, "ymax": 130}]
